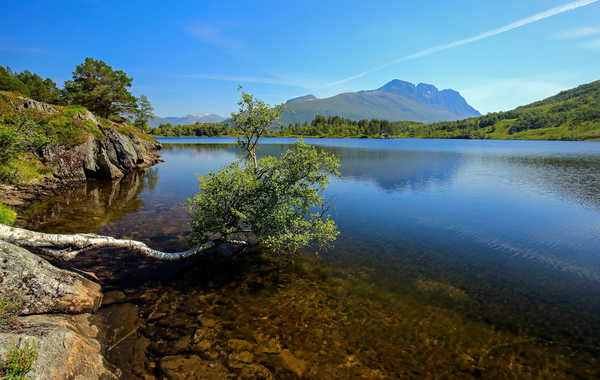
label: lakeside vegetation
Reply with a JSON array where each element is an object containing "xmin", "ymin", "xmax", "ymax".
[
  {"xmin": 0, "ymin": 203, "xmax": 16, "ymax": 226},
  {"xmin": 151, "ymin": 80, "xmax": 600, "ymax": 141}
]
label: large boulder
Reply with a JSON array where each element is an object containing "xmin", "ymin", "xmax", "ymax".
[
  {"xmin": 0, "ymin": 240, "xmax": 102, "ymax": 315},
  {"xmin": 0, "ymin": 314, "xmax": 119, "ymax": 380}
]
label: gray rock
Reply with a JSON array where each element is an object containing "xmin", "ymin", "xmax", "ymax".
[
  {"xmin": 16, "ymin": 98, "xmax": 58, "ymax": 114},
  {"xmin": 40, "ymin": 128, "xmax": 160, "ymax": 182},
  {"xmin": 0, "ymin": 314, "xmax": 119, "ymax": 380},
  {"xmin": 104, "ymin": 128, "xmax": 140, "ymax": 168},
  {"xmin": 0, "ymin": 241, "xmax": 102, "ymax": 315},
  {"xmin": 74, "ymin": 109, "xmax": 99, "ymax": 125}
]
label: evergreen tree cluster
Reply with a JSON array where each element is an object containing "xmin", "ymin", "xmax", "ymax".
[
  {"xmin": 280, "ymin": 115, "xmax": 419, "ymax": 137},
  {"xmin": 150, "ymin": 122, "xmax": 230, "ymax": 137},
  {"xmin": 0, "ymin": 66, "xmax": 61, "ymax": 104},
  {"xmin": 0, "ymin": 58, "xmax": 154, "ymax": 130}
]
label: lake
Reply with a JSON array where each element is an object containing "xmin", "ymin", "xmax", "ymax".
[{"xmin": 20, "ymin": 137, "xmax": 600, "ymax": 378}]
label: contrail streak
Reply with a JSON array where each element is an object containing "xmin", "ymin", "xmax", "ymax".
[{"xmin": 326, "ymin": 0, "xmax": 599, "ymax": 87}]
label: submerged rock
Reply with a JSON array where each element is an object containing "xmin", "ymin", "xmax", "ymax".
[
  {"xmin": 240, "ymin": 363, "xmax": 274, "ymax": 380},
  {"xmin": 151, "ymin": 335, "xmax": 192, "ymax": 355},
  {"xmin": 159, "ymin": 355, "xmax": 233, "ymax": 380},
  {"xmin": 102, "ymin": 290, "xmax": 127, "ymax": 306},
  {"xmin": 227, "ymin": 338, "xmax": 255, "ymax": 353},
  {"xmin": 414, "ymin": 279, "xmax": 470, "ymax": 302},
  {"xmin": 0, "ymin": 240, "xmax": 102, "ymax": 314},
  {"xmin": 227, "ymin": 350, "xmax": 254, "ymax": 369},
  {"xmin": 278, "ymin": 349, "xmax": 307, "ymax": 378}
]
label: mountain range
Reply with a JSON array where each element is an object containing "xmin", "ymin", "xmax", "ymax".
[
  {"xmin": 154, "ymin": 80, "xmax": 480, "ymax": 127},
  {"xmin": 149, "ymin": 113, "xmax": 226, "ymax": 128},
  {"xmin": 280, "ymin": 80, "xmax": 481, "ymax": 125}
]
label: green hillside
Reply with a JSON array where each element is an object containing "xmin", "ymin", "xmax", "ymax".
[{"xmin": 405, "ymin": 80, "xmax": 600, "ymax": 140}]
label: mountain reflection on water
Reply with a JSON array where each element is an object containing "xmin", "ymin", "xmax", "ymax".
[
  {"xmin": 19, "ymin": 137, "xmax": 600, "ymax": 378},
  {"xmin": 161, "ymin": 142, "xmax": 464, "ymax": 193}
]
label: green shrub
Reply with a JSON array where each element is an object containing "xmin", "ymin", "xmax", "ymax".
[{"xmin": 0, "ymin": 340, "xmax": 37, "ymax": 380}]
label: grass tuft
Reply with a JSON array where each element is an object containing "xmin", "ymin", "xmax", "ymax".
[{"xmin": 0, "ymin": 204, "xmax": 17, "ymax": 226}]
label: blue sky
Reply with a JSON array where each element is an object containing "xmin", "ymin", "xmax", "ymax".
[{"xmin": 1, "ymin": 0, "xmax": 599, "ymax": 117}]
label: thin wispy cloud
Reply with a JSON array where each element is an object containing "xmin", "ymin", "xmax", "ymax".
[
  {"xmin": 557, "ymin": 26, "xmax": 600, "ymax": 39},
  {"xmin": 579, "ymin": 38, "xmax": 600, "ymax": 50},
  {"xmin": 327, "ymin": 0, "xmax": 599, "ymax": 87},
  {"xmin": 186, "ymin": 23, "xmax": 244, "ymax": 54},
  {"xmin": 182, "ymin": 73, "xmax": 311, "ymax": 89}
]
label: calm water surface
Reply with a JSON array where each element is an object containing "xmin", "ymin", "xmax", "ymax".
[{"xmin": 21, "ymin": 137, "xmax": 600, "ymax": 378}]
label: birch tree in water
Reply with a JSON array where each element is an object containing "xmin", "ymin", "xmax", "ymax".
[{"xmin": 189, "ymin": 89, "xmax": 340, "ymax": 253}]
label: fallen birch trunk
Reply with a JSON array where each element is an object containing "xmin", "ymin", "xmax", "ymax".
[{"xmin": 0, "ymin": 224, "xmax": 230, "ymax": 261}]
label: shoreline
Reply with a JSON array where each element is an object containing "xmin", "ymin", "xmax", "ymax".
[
  {"xmin": 0, "ymin": 128, "xmax": 163, "ymax": 378},
  {"xmin": 151, "ymin": 134, "xmax": 600, "ymax": 142}
]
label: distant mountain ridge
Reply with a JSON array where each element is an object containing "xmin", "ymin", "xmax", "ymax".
[
  {"xmin": 149, "ymin": 113, "xmax": 225, "ymax": 128},
  {"xmin": 281, "ymin": 79, "xmax": 480, "ymax": 125}
]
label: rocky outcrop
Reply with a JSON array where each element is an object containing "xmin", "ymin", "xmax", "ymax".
[
  {"xmin": 0, "ymin": 96, "xmax": 162, "ymax": 207},
  {"xmin": 0, "ymin": 241, "xmax": 116, "ymax": 379},
  {"xmin": 40, "ymin": 128, "xmax": 162, "ymax": 182},
  {"xmin": 0, "ymin": 241, "xmax": 102, "ymax": 314}
]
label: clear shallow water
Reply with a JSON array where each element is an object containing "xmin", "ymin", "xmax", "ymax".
[{"xmin": 21, "ymin": 137, "xmax": 600, "ymax": 378}]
